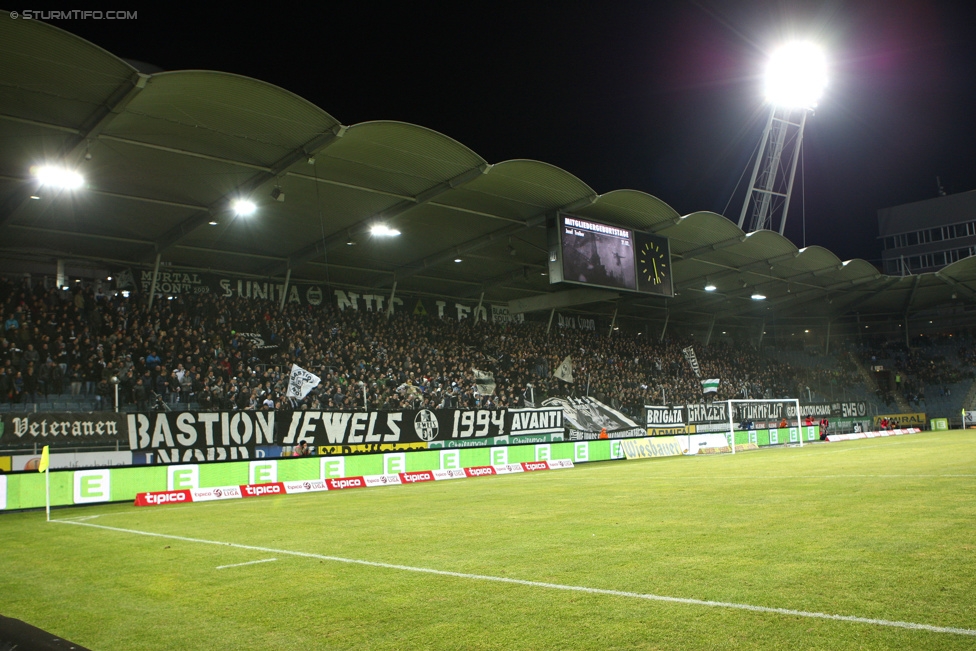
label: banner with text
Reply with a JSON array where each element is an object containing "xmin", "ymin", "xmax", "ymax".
[
  {"xmin": 280, "ymin": 407, "xmax": 564, "ymax": 448},
  {"xmin": 126, "ymin": 412, "xmax": 275, "ymax": 464},
  {"xmin": 0, "ymin": 412, "xmax": 127, "ymax": 448}
]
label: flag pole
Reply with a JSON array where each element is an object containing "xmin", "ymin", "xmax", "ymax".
[{"xmin": 39, "ymin": 444, "xmax": 51, "ymax": 521}]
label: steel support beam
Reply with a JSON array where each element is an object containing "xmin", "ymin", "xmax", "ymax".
[
  {"xmin": 278, "ymin": 268, "xmax": 291, "ymax": 314},
  {"xmin": 268, "ymin": 162, "xmax": 489, "ymax": 278},
  {"xmin": 935, "ymin": 272, "xmax": 976, "ymax": 303},
  {"xmin": 0, "ymin": 72, "xmax": 149, "ymax": 230},
  {"xmin": 508, "ymin": 288, "xmax": 618, "ymax": 315},
  {"xmin": 374, "ymin": 194, "xmax": 596, "ymax": 290},
  {"xmin": 151, "ymin": 126, "xmax": 347, "ymax": 257},
  {"xmin": 147, "ymin": 253, "xmax": 161, "ymax": 309}
]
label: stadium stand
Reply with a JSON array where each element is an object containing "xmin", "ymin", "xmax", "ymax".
[{"xmin": 1, "ymin": 275, "xmax": 879, "ymax": 418}]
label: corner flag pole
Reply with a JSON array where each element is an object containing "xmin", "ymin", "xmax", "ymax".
[{"xmin": 38, "ymin": 444, "xmax": 50, "ymax": 521}]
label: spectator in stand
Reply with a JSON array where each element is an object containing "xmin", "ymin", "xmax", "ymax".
[
  {"xmin": 67, "ymin": 363, "xmax": 82, "ymax": 396},
  {"xmin": 11, "ymin": 371, "xmax": 24, "ymax": 403},
  {"xmin": 145, "ymin": 350, "xmax": 161, "ymax": 376},
  {"xmin": 0, "ymin": 366, "xmax": 11, "ymax": 402},
  {"xmin": 95, "ymin": 377, "xmax": 112, "ymax": 410},
  {"xmin": 23, "ymin": 364, "xmax": 38, "ymax": 403}
]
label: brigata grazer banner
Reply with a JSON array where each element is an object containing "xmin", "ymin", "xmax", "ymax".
[{"xmin": 644, "ymin": 406, "xmax": 687, "ymax": 427}]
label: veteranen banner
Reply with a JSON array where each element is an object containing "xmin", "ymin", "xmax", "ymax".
[{"xmin": 0, "ymin": 412, "xmax": 126, "ymax": 448}]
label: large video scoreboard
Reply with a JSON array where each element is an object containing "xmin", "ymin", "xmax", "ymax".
[{"xmin": 547, "ymin": 213, "xmax": 673, "ymax": 297}]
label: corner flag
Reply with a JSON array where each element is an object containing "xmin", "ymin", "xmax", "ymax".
[{"xmin": 38, "ymin": 445, "xmax": 50, "ymax": 473}]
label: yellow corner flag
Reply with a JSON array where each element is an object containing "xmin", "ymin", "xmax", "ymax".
[{"xmin": 38, "ymin": 445, "xmax": 50, "ymax": 473}]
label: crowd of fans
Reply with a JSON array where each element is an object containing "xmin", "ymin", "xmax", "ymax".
[
  {"xmin": 857, "ymin": 337, "xmax": 975, "ymax": 408},
  {"xmin": 0, "ymin": 275, "xmax": 874, "ymax": 416}
]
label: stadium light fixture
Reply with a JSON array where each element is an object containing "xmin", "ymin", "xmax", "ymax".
[
  {"xmin": 454, "ymin": 258, "xmax": 462, "ymax": 263},
  {"xmin": 232, "ymin": 199, "xmax": 256, "ymax": 216},
  {"xmin": 764, "ymin": 41, "xmax": 827, "ymax": 109},
  {"xmin": 370, "ymin": 224, "xmax": 401, "ymax": 237},
  {"xmin": 704, "ymin": 282, "xmax": 717, "ymax": 292},
  {"xmin": 751, "ymin": 293, "xmax": 766, "ymax": 300},
  {"xmin": 32, "ymin": 164, "xmax": 84, "ymax": 190},
  {"xmin": 739, "ymin": 41, "xmax": 826, "ymax": 236}
]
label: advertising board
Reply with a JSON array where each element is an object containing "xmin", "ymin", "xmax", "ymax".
[{"xmin": 0, "ymin": 440, "xmax": 609, "ymax": 511}]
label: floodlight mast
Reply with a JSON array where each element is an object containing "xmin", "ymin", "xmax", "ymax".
[{"xmin": 738, "ymin": 42, "xmax": 826, "ymax": 236}]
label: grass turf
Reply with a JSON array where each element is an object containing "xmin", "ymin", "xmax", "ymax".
[{"xmin": 2, "ymin": 430, "xmax": 975, "ymax": 649}]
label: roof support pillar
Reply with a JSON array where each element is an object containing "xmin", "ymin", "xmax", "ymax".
[
  {"xmin": 279, "ymin": 267, "xmax": 291, "ymax": 314},
  {"xmin": 546, "ymin": 308, "xmax": 555, "ymax": 336},
  {"xmin": 147, "ymin": 253, "xmax": 161, "ymax": 310},
  {"xmin": 905, "ymin": 314, "xmax": 910, "ymax": 348},
  {"xmin": 659, "ymin": 307, "xmax": 670, "ymax": 343},
  {"xmin": 387, "ymin": 281, "xmax": 398, "ymax": 319},
  {"xmin": 758, "ymin": 318, "xmax": 766, "ymax": 350},
  {"xmin": 824, "ymin": 319, "xmax": 831, "ymax": 356},
  {"xmin": 705, "ymin": 315, "xmax": 716, "ymax": 346},
  {"xmin": 608, "ymin": 307, "xmax": 618, "ymax": 337},
  {"xmin": 475, "ymin": 292, "xmax": 485, "ymax": 323}
]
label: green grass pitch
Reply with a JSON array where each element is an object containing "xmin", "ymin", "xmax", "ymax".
[{"xmin": 2, "ymin": 431, "xmax": 975, "ymax": 650}]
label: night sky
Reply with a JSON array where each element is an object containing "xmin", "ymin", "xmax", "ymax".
[{"xmin": 44, "ymin": 1, "xmax": 976, "ymax": 267}]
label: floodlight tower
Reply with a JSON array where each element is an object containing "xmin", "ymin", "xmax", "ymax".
[{"xmin": 738, "ymin": 42, "xmax": 827, "ymax": 235}]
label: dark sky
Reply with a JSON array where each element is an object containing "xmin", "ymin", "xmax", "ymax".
[{"xmin": 46, "ymin": 1, "xmax": 976, "ymax": 267}]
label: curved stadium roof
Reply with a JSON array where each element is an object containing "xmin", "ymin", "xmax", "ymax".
[{"xmin": 2, "ymin": 13, "xmax": 975, "ymax": 334}]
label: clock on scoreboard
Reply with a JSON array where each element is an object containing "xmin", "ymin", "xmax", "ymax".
[{"xmin": 634, "ymin": 230, "xmax": 673, "ymax": 297}]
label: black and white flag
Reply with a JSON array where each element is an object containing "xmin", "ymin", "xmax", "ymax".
[
  {"xmin": 472, "ymin": 368, "xmax": 496, "ymax": 395},
  {"xmin": 553, "ymin": 356, "xmax": 574, "ymax": 383},
  {"xmin": 286, "ymin": 364, "xmax": 321, "ymax": 401},
  {"xmin": 682, "ymin": 346, "xmax": 701, "ymax": 378}
]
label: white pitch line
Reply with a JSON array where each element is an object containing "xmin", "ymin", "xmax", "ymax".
[
  {"xmin": 54, "ymin": 519, "xmax": 975, "ymax": 638},
  {"xmin": 215, "ymin": 558, "xmax": 277, "ymax": 570}
]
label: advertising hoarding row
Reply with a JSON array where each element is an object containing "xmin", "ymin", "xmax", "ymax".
[{"xmin": 0, "ymin": 439, "xmax": 624, "ymax": 511}]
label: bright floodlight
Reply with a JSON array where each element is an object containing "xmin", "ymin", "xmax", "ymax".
[
  {"xmin": 751, "ymin": 292, "xmax": 767, "ymax": 301},
  {"xmin": 704, "ymin": 283, "xmax": 717, "ymax": 292},
  {"xmin": 33, "ymin": 165, "xmax": 84, "ymax": 190},
  {"xmin": 232, "ymin": 199, "xmax": 256, "ymax": 216},
  {"xmin": 370, "ymin": 224, "xmax": 401, "ymax": 237},
  {"xmin": 764, "ymin": 41, "xmax": 827, "ymax": 109}
]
